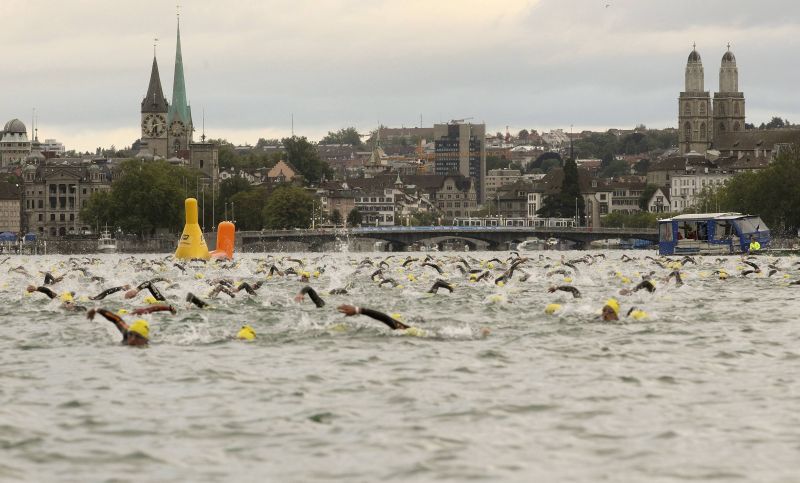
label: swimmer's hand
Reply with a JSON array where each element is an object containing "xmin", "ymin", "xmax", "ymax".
[
  {"xmin": 26, "ymin": 285, "xmax": 36, "ymax": 293},
  {"xmin": 337, "ymin": 304, "xmax": 358, "ymax": 316},
  {"xmin": 86, "ymin": 308, "xmax": 96, "ymax": 320},
  {"xmin": 124, "ymin": 289, "xmax": 138, "ymax": 299},
  {"xmin": 294, "ymin": 293, "xmax": 304, "ymax": 303}
]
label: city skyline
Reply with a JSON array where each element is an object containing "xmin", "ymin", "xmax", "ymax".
[{"xmin": 3, "ymin": 0, "xmax": 800, "ymax": 151}]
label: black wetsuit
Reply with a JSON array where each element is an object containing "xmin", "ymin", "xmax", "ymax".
[
  {"xmin": 298, "ymin": 286, "xmax": 325, "ymax": 307},
  {"xmin": 428, "ymin": 279, "xmax": 454, "ymax": 294},
  {"xmin": 549, "ymin": 285, "xmax": 582, "ymax": 298},
  {"xmin": 186, "ymin": 292, "xmax": 209, "ymax": 308},
  {"xmin": 358, "ymin": 308, "xmax": 409, "ymax": 330},
  {"xmin": 90, "ymin": 286, "xmax": 128, "ymax": 301}
]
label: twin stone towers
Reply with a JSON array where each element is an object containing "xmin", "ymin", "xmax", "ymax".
[{"xmin": 679, "ymin": 45, "xmax": 745, "ymax": 155}]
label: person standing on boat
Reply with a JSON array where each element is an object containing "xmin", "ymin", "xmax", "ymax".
[{"xmin": 749, "ymin": 236, "xmax": 761, "ymax": 254}]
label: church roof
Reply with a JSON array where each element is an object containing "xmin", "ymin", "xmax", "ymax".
[
  {"xmin": 715, "ymin": 129, "xmax": 800, "ymax": 152},
  {"xmin": 168, "ymin": 21, "xmax": 192, "ymax": 127},
  {"xmin": 142, "ymin": 56, "xmax": 168, "ymax": 113},
  {"xmin": 687, "ymin": 49, "xmax": 702, "ymax": 63},
  {"xmin": 722, "ymin": 50, "xmax": 736, "ymax": 64},
  {"xmin": 3, "ymin": 118, "xmax": 26, "ymax": 134}
]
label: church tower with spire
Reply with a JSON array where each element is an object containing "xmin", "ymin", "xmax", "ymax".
[
  {"xmin": 140, "ymin": 54, "xmax": 169, "ymax": 158},
  {"xmin": 678, "ymin": 45, "xmax": 713, "ymax": 154},
  {"xmin": 713, "ymin": 45, "xmax": 745, "ymax": 141},
  {"xmin": 167, "ymin": 16, "xmax": 194, "ymax": 156}
]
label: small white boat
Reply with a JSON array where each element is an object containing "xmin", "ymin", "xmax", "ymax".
[{"xmin": 98, "ymin": 227, "xmax": 117, "ymax": 254}]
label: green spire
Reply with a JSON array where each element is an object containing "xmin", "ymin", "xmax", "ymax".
[{"xmin": 168, "ymin": 19, "xmax": 192, "ymax": 126}]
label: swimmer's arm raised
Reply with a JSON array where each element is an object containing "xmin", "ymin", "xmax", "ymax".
[{"xmin": 88, "ymin": 308, "xmax": 129, "ymax": 335}]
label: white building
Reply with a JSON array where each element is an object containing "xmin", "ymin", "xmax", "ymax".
[{"xmin": 670, "ymin": 168, "xmax": 731, "ymax": 211}]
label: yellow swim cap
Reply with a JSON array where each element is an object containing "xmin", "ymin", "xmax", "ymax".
[
  {"xmin": 117, "ymin": 309, "xmax": 129, "ymax": 315},
  {"xmin": 237, "ymin": 325, "xmax": 256, "ymax": 341},
  {"xmin": 487, "ymin": 262, "xmax": 495, "ymax": 269},
  {"xmin": 497, "ymin": 281, "xmax": 505, "ymax": 287},
  {"xmin": 545, "ymin": 303, "xmax": 562, "ymax": 315},
  {"xmin": 60, "ymin": 292, "xmax": 74, "ymax": 303},
  {"xmin": 195, "ymin": 273, "xmax": 204, "ymax": 280},
  {"xmin": 407, "ymin": 274, "xmax": 416, "ymax": 282},
  {"xmin": 469, "ymin": 274, "xmax": 477, "ymax": 282},
  {"xmin": 128, "ymin": 320, "xmax": 149, "ymax": 339},
  {"xmin": 563, "ymin": 277, "xmax": 572, "ymax": 283},
  {"xmin": 313, "ymin": 271, "xmax": 320, "ymax": 278},
  {"xmin": 629, "ymin": 309, "xmax": 648, "ymax": 320},
  {"xmin": 605, "ymin": 298, "xmax": 620, "ymax": 315},
  {"xmin": 144, "ymin": 295, "xmax": 158, "ymax": 305},
  {"xmin": 390, "ymin": 313, "xmax": 404, "ymax": 321},
  {"xmin": 404, "ymin": 327, "xmax": 425, "ymax": 337}
]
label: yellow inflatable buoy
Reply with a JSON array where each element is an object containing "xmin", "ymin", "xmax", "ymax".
[{"xmin": 175, "ymin": 198, "xmax": 210, "ymax": 260}]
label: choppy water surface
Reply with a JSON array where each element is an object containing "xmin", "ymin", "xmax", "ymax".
[{"xmin": 1, "ymin": 251, "xmax": 799, "ymax": 482}]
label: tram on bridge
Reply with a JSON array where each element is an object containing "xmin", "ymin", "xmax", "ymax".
[{"xmin": 452, "ymin": 217, "xmax": 577, "ymax": 228}]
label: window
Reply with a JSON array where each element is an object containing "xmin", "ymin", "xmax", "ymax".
[
  {"xmin": 38, "ymin": 214, "xmax": 43, "ymax": 221},
  {"xmin": 684, "ymin": 122, "xmax": 692, "ymax": 141},
  {"xmin": 50, "ymin": 214, "xmax": 55, "ymax": 221},
  {"xmin": 60, "ymin": 214, "xmax": 65, "ymax": 221}
]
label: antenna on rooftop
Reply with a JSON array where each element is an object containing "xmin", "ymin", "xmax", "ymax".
[{"xmin": 201, "ymin": 107, "xmax": 206, "ymax": 142}]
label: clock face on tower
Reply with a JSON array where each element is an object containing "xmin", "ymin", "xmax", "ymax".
[
  {"xmin": 170, "ymin": 120, "xmax": 185, "ymax": 137},
  {"xmin": 142, "ymin": 114, "xmax": 166, "ymax": 137}
]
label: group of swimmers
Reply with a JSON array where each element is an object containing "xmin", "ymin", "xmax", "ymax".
[{"xmin": 14, "ymin": 250, "xmax": 783, "ymax": 346}]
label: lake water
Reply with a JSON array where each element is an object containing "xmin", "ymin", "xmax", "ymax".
[{"xmin": 1, "ymin": 251, "xmax": 799, "ymax": 482}]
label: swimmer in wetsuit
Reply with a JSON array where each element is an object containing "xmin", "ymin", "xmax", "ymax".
[
  {"xmin": 125, "ymin": 279, "xmax": 168, "ymax": 301},
  {"xmin": 336, "ymin": 304, "xmax": 410, "ymax": 330},
  {"xmin": 295, "ymin": 286, "xmax": 325, "ymax": 307},
  {"xmin": 26, "ymin": 285, "xmax": 87, "ymax": 312},
  {"xmin": 90, "ymin": 284, "xmax": 131, "ymax": 300},
  {"xmin": 428, "ymin": 279, "xmax": 454, "ymax": 294},
  {"xmin": 87, "ymin": 308, "xmax": 149, "ymax": 346},
  {"xmin": 548, "ymin": 285, "xmax": 582, "ymax": 298}
]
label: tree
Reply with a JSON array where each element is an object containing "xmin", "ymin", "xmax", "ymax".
[
  {"xmin": 228, "ymin": 188, "xmax": 270, "ymax": 230},
  {"xmin": 262, "ymin": 185, "xmax": 314, "ymax": 229},
  {"xmin": 486, "ymin": 156, "xmax": 510, "ymax": 171},
  {"xmin": 217, "ymin": 176, "xmax": 253, "ymax": 221},
  {"xmin": 602, "ymin": 211, "xmax": 660, "ymax": 229},
  {"xmin": 638, "ymin": 184, "xmax": 659, "ymax": 211},
  {"xmin": 537, "ymin": 159, "xmax": 585, "ymax": 223},
  {"xmin": 320, "ymin": 127, "xmax": 363, "ymax": 147},
  {"xmin": 764, "ymin": 117, "xmax": 787, "ymax": 129},
  {"xmin": 347, "ymin": 208, "xmax": 362, "ymax": 227},
  {"xmin": 517, "ymin": 129, "xmax": 530, "ymax": 140},
  {"xmin": 79, "ymin": 159, "xmax": 202, "ymax": 236},
  {"xmin": 600, "ymin": 159, "xmax": 629, "ymax": 178},
  {"xmin": 409, "ymin": 211, "xmax": 437, "ymax": 226},
  {"xmin": 281, "ymin": 136, "xmax": 332, "ymax": 184},
  {"xmin": 330, "ymin": 209, "xmax": 343, "ymax": 226}
]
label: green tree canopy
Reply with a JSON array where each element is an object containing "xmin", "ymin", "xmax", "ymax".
[
  {"xmin": 707, "ymin": 146, "xmax": 800, "ymax": 234},
  {"xmin": 228, "ymin": 188, "xmax": 270, "ymax": 231},
  {"xmin": 537, "ymin": 159, "xmax": 585, "ymax": 223},
  {"xmin": 347, "ymin": 207, "xmax": 362, "ymax": 227},
  {"xmin": 320, "ymin": 127, "xmax": 363, "ymax": 147},
  {"xmin": 282, "ymin": 136, "xmax": 332, "ymax": 184},
  {"xmin": 330, "ymin": 209, "xmax": 343, "ymax": 226},
  {"xmin": 80, "ymin": 159, "xmax": 202, "ymax": 236},
  {"xmin": 262, "ymin": 185, "xmax": 314, "ymax": 229}
]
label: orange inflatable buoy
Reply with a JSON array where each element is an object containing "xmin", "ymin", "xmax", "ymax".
[{"xmin": 210, "ymin": 221, "xmax": 235, "ymax": 260}]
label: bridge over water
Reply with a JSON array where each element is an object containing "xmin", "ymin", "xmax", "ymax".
[{"xmin": 235, "ymin": 226, "xmax": 659, "ymax": 251}]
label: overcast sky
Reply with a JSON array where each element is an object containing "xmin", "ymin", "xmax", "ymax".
[{"xmin": 3, "ymin": 0, "xmax": 800, "ymax": 151}]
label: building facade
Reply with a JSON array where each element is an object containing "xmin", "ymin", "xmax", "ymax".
[
  {"xmin": 0, "ymin": 182, "xmax": 20, "ymax": 232},
  {"xmin": 21, "ymin": 160, "xmax": 112, "ymax": 237},
  {"xmin": 433, "ymin": 122, "xmax": 486, "ymax": 203}
]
